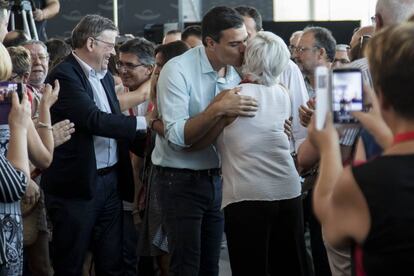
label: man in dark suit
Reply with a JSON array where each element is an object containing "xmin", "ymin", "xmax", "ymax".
[{"xmin": 41, "ymin": 14, "xmax": 149, "ymax": 275}]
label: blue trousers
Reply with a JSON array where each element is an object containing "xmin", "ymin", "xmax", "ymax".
[{"xmin": 153, "ymin": 166, "xmax": 224, "ymax": 276}]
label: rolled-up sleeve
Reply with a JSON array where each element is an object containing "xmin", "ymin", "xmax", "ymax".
[
  {"xmin": 0, "ymin": 155, "xmax": 28, "ymax": 203},
  {"xmin": 157, "ymin": 62, "xmax": 190, "ymax": 148}
]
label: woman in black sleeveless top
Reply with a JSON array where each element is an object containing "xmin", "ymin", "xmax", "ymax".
[{"xmin": 307, "ymin": 22, "xmax": 414, "ymax": 275}]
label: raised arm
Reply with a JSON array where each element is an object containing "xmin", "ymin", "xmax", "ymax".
[
  {"xmin": 117, "ymin": 79, "xmax": 151, "ymax": 112},
  {"xmin": 1, "ymin": 93, "xmax": 32, "ymax": 202},
  {"xmin": 33, "ymin": 0, "xmax": 60, "ymax": 21},
  {"xmin": 307, "ymin": 114, "xmax": 370, "ymax": 247},
  {"xmin": 47, "ymin": 66, "xmax": 138, "ymax": 142},
  {"xmin": 28, "ymin": 81, "xmax": 59, "ymax": 169}
]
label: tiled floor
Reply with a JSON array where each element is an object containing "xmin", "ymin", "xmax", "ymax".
[
  {"xmin": 219, "ymin": 240, "xmax": 231, "ymax": 276},
  {"xmin": 219, "ymin": 245, "xmax": 232, "ymax": 276}
]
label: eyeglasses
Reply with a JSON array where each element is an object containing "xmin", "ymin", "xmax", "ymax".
[
  {"xmin": 296, "ymin": 46, "xmax": 320, "ymax": 54},
  {"xmin": 333, "ymin": 58, "xmax": 350, "ymax": 64},
  {"xmin": 116, "ymin": 61, "xmax": 146, "ymax": 71},
  {"xmin": 31, "ymin": 54, "xmax": 49, "ymax": 61},
  {"xmin": 288, "ymin": 45, "xmax": 298, "ymax": 53},
  {"xmin": 91, "ymin": 37, "xmax": 116, "ymax": 49}
]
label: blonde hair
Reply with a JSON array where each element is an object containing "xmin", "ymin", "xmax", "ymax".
[
  {"xmin": 0, "ymin": 43, "xmax": 12, "ymax": 81},
  {"xmin": 7, "ymin": 46, "xmax": 32, "ymax": 77}
]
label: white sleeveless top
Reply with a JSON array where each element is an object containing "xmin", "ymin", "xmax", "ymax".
[{"xmin": 216, "ymin": 83, "xmax": 301, "ymax": 208}]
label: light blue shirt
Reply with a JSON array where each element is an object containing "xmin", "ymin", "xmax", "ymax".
[{"xmin": 151, "ymin": 46, "xmax": 241, "ymax": 169}]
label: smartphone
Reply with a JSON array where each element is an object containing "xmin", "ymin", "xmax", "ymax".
[
  {"xmin": 315, "ymin": 66, "xmax": 331, "ymax": 130},
  {"xmin": 332, "ymin": 68, "xmax": 363, "ymax": 124},
  {"xmin": 0, "ymin": 82, "xmax": 18, "ymax": 125}
]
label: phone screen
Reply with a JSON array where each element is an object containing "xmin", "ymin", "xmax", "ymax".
[
  {"xmin": 0, "ymin": 82, "xmax": 18, "ymax": 125},
  {"xmin": 332, "ymin": 69, "xmax": 363, "ymax": 124}
]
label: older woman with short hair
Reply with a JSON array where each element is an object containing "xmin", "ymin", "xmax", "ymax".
[
  {"xmin": 193, "ymin": 31, "xmax": 308, "ymax": 276},
  {"xmin": 222, "ymin": 31, "xmax": 307, "ymax": 276}
]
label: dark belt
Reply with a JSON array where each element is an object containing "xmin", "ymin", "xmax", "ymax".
[
  {"xmin": 154, "ymin": 166, "xmax": 221, "ymax": 176},
  {"xmin": 97, "ymin": 164, "xmax": 117, "ymax": 176}
]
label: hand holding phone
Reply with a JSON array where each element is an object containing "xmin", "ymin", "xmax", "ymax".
[
  {"xmin": 332, "ymin": 68, "xmax": 364, "ymax": 124},
  {"xmin": 315, "ymin": 66, "xmax": 330, "ymax": 130}
]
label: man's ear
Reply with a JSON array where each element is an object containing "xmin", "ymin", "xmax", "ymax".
[
  {"xmin": 375, "ymin": 14, "xmax": 384, "ymax": 31},
  {"xmin": 22, "ymin": 72, "xmax": 30, "ymax": 84},
  {"xmin": 318, "ymin": 47, "xmax": 327, "ymax": 61},
  {"xmin": 204, "ymin": 36, "xmax": 216, "ymax": 50},
  {"xmin": 146, "ymin": 65, "xmax": 154, "ymax": 76},
  {"xmin": 86, "ymin": 37, "xmax": 94, "ymax": 52}
]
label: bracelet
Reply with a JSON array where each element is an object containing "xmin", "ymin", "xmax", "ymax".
[{"xmin": 36, "ymin": 121, "xmax": 53, "ymax": 130}]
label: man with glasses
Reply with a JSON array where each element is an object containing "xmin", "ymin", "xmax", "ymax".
[
  {"xmin": 41, "ymin": 14, "xmax": 150, "ymax": 275},
  {"xmin": 295, "ymin": 26, "xmax": 336, "ymax": 276},
  {"xmin": 117, "ymin": 37, "xmax": 155, "ymax": 275},
  {"xmin": 117, "ymin": 37, "xmax": 154, "ymax": 112},
  {"xmin": 22, "ymin": 40, "xmax": 49, "ymax": 92},
  {"xmin": 295, "ymin": 26, "xmax": 336, "ymax": 100},
  {"xmin": 289, "ymin": 30, "xmax": 303, "ymax": 60}
]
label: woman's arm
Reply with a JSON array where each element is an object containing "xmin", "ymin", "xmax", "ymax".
[
  {"xmin": 309, "ymin": 114, "xmax": 370, "ymax": 247},
  {"xmin": 1, "ymin": 93, "xmax": 31, "ymax": 202},
  {"xmin": 29, "ymin": 82, "xmax": 59, "ymax": 168},
  {"xmin": 117, "ymin": 79, "xmax": 151, "ymax": 112}
]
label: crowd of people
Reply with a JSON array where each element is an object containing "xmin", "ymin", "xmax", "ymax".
[{"xmin": 1, "ymin": 0, "xmax": 414, "ymax": 275}]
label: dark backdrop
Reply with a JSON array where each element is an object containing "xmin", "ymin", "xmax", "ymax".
[
  {"xmin": 45, "ymin": 1, "xmax": 358, "ymax": 45},
  {"xmin": 46, "ymin": 0, "xmax": 178, "ymax": 39}
]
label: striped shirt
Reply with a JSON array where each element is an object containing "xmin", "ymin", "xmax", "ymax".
[
  {"xmin": 0, "ymin": 134, "xmax": 28, "ymax": 271},
  {"xmin": 0, "ymin": 154, "xmax": 28, "ymax": 202}
]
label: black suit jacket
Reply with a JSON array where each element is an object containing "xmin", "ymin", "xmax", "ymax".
[{"xmin": 41, "ymin": 53, "xmax": 141, "ymax": 201}]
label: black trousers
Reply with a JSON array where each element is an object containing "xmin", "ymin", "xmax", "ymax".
[
  {"xmin": 303, "ymin": 190, "xmax": 332, "ymax": 276},
  {"xmin": 224, "ymin": 197, "xmax": 309, "ymax": 276},
  {"xmin": 154, "ymin": 166, "xmax": 224, "ymax": 276},
  {"xmin": 45, "ymin": 170, "xmax": 123, "ymax": 276}
]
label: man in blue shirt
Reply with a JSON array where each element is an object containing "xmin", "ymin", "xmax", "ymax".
[{"xmin": 151, "ymin": 6, "xmax": 258, "ymax": 276}]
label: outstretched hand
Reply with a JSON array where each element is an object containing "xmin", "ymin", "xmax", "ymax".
[{"xmin": 53, "ymin": 119, "xmax": 75, "ymax": 147}]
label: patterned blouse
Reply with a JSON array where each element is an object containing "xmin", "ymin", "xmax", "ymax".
[{"xmin": 0, "ymin": 126, "xmax": 28, "ymax": 275}]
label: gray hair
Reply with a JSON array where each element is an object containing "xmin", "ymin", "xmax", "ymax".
[
  {"xmin": 21, "ymin": 40, "xmax": 48, "ymax": 52},
  {"xmin": 376, "ymin": 0, "xmax": 414, "ymax": 25},
  {"xmin": 242, "ymin": 31, "xmax": 290, "ymax": 86},
  {"xmin": 71, "ymin": 14, "xmax": 118, "ymax": 49},
  {"xmin": 303, "ymin": 26, "xmax": 336, "ymax": 62},
  {"xmin": 118, "ymin": 37, "xmax": 155, "ymax": 66}
]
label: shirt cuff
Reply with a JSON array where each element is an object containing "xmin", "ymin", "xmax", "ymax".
[
  {"xmin": 165, "ymin": 119, "xmax": 189, "ymax": 149},
  {"xmin": 135, "ymin": 116, "xmax": 147, "ymax": 130}
]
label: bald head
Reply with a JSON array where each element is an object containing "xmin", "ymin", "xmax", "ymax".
[{"xmin": 376, "ymin": 0, "xmax": 414, "ymax": 29}]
